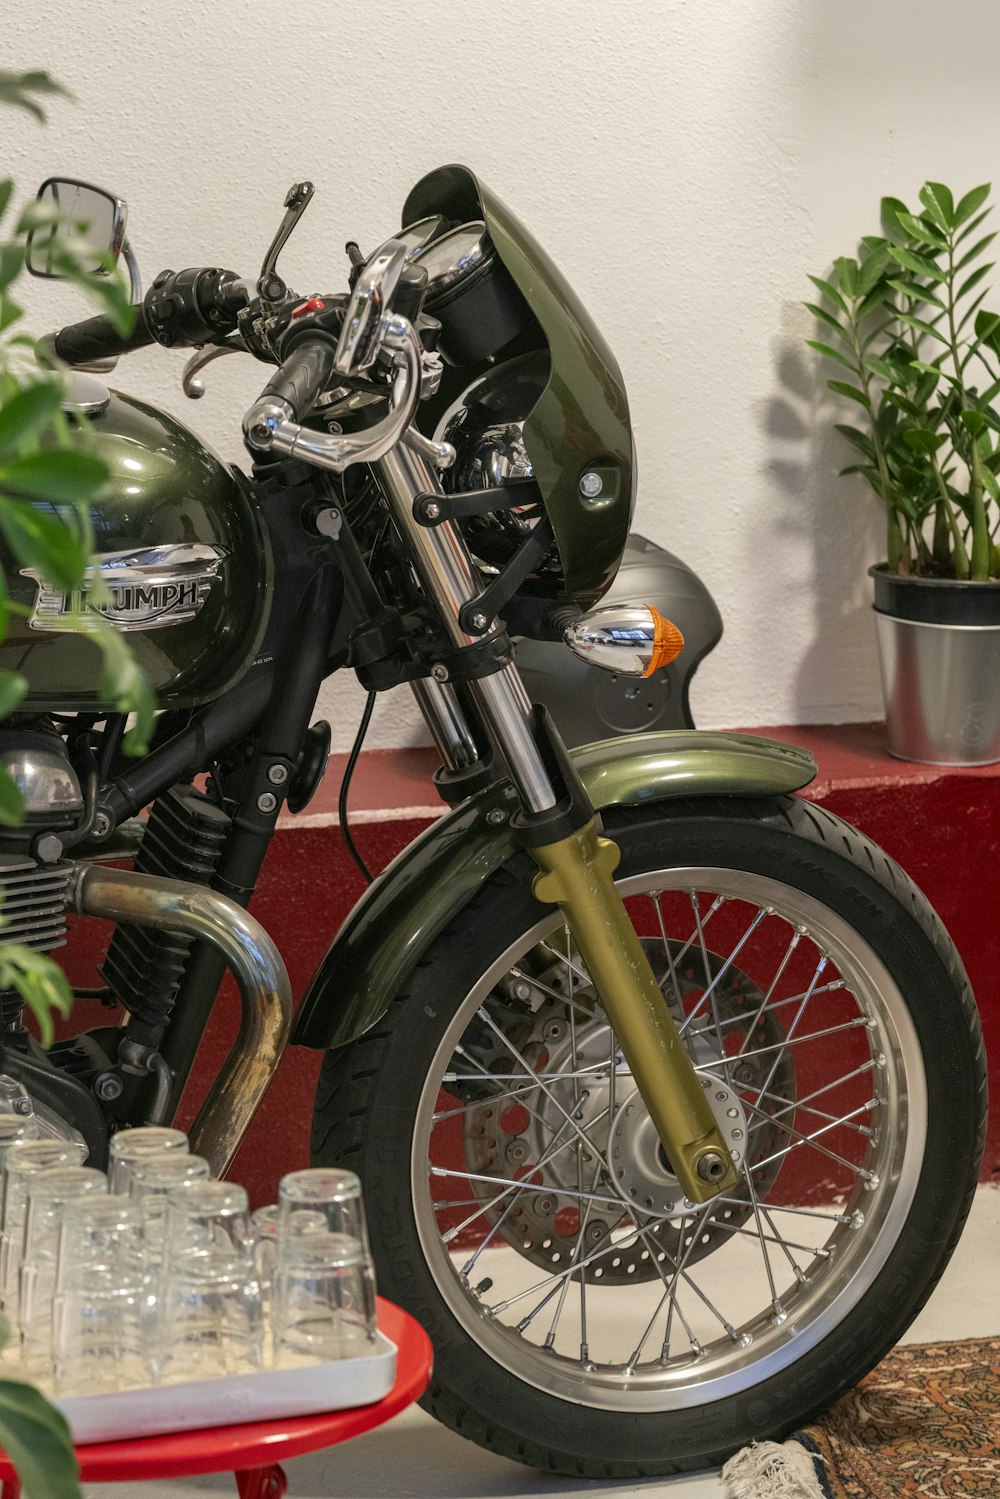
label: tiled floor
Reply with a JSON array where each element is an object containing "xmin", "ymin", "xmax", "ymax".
[{"xmin": 84, "ymin": 1186, "xmax": 1000, "ymax": 1499}]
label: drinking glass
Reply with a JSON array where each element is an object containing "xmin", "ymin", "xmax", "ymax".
[
  {"xmin": 250, "ymin": 1204, "xmax": 324, "ymax": 1332},
  {"xmin": 277, "ymin": 1168, "xmax": 371, "ymax": 1253},
  {"xmin": 159, "ymin": 1181, "xmax": 261, "ymax": 1382},
  {"xmin": 126, "ymin": 1153, "xmax": 211, "ymax": 1270},
  {"xmin": 19, "ymin": 1166, "xmax": 107, "ymax": 1374},
  {"xmin": 0, "ymin": 1139, "xmax": 87, "ymax": 1313},
  {"xmin": 108, "ymin": 1126, "xmax": 188, "ymax": 1193},
  {"xmin": 272, "ymin": 1229, "xmax": 376, "ymax": 1365},
  {"xmin": 52, "ymin": 1195, "xmax": 154, "ymax": 1397}
]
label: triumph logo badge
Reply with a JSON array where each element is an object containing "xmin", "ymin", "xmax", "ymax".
[{"xmin": 22, "ymin": 543, "xmax": 227, "ymax": 632}]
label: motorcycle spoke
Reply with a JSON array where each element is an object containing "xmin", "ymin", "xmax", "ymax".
[
  {"xmin": 697, "ymin": 1015, "xmax": 871, "ymax": 1069},
  {"xmin": 676, "ymin": 902, "xmax": 768, "ymax": 1039},
  {"xmin": 745, "ymin": 1097, "xmax": 878, "ymax": 1178}
]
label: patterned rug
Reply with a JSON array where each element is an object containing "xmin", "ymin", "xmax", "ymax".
[{"xmin": 722, "ymin": 1339, "xmax": 1000, "ymax": 1498}]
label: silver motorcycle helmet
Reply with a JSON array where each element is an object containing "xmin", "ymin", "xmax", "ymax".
[{"xmin": 436, "ymin": 353, "xmax": 723, "ymax": 745}]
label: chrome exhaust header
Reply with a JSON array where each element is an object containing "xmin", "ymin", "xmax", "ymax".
[
  {"xmin": 563, "ymin": 603, "xmax": 684, "ymax": 678},
  {"xmin": 68, "ymin": 865, "xmax": 292, "ymax": 1178}
]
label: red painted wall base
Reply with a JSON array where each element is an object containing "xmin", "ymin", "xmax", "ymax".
[{"xmin": 60, "ymin": 724, "xmax": 1000, "ymax": 1204}]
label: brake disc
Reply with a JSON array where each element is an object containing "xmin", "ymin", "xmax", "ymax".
[{"xmin": 461, "ymin": 940, "xmax": 794, "ymax": 1281}]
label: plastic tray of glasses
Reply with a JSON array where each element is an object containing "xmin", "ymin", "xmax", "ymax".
[{"xmin": 17, "ymin": 1334, "xmax": 398, "ymax": 1445}]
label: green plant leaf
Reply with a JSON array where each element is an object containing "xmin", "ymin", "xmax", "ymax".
[
  {"xmin": 858, "ymin": 243, "xmax": 892, "ymax": 294},
  {"xmin": 805, "ymin": 339, "xmax": 857, "ymax": 373},
  {"xmin": 881, "ymin": 196, "xmax": 911, "ymax": 244},
  {"xmin": 0, "ymin": 768, "xmax": 24, "ymax": 827},
  {"xmin": 0, "ymin": 947, "xmax": 71, "ymax": 1047},
  {"xmin": 957, "ymin": 288, "xmax": 991, "ymax": 335},
  {"xmin": 955, "ymin": 183, "xmax": 991, "ymax": 227},
  {"xmin": 0, "ymin": 502, "xmax": 87, "ymax": 592},
  {"xmin": 0, "ymin": 245, "xmax": 23, "ymax": 294},
  {"xmin": 804, "ymin": 302, "xmax": 853, "ymax": 343},
  {"xmin": 889, "ymin": 247, "xmax": 946, "ymax": 282},
  {"xmin": 886, "ymin": 278, "xmax": 947, "ymax": 312},
  {"xmin": 807, "ymin": 274, "xmax": 849, "ymax": 313},
  {"xmin": 894, "ymin": 310, "xmax": 948, "ymax": 344},
  {"xmin": 919, "ymin": 181, "xmax": 955, "ymax": 232},
  {"xmin": 835, "ymin": 423, "xmax": 876, "ymax": 460},
  {"xmin": 827, "ymin": 378, "xmax": 870, "ymax": 408},
  {"xmin": 0, "ymin": 181, "xmax": 12, "ymax": 227},
  {"xmin": 0, "ymin": 1379, "xmax": 79, "ymax": 1498},
  {"xmin": 0, "ymin": 671, "xmax": 26, "ymax": 721},
  {"xmin": 956, "ymin": 263, "xmax": 994, "ymax": 302},
  {"xmin": 833, "ymin": 257, "xmax": 861, "ymax": 297},
  {"xmin": 0, "ymin": 449, "xmax": 107, "ymax": 504},
  {"xmin": 903, "ymin": 427, "xmax": 947, "ymax": 455},
  {"xmin": 898, "ymin": 211, "xmax": 947, "ymax": 246},
  {"xmin": 961, "ymin": 409, "xmax": 988, "ymax": 437},
  {"xmin": 0, "ymin": 69, "xmax": 69, "ymax": 122},
  {"xmin": 956, "ymin": 207, "xmax": 992, "ymax": 246},
  {"xmin": 0, "ymin": 382, "xmax": 62, "ymax": 460},
  {"xmin": 954, "ymin": 232, "xmax": 997, "ymax": 275}
]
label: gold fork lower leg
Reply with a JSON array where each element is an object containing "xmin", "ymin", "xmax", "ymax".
[{"xmin": 530, "ymin": 818, "xmax": 737, "ymax": 1205}]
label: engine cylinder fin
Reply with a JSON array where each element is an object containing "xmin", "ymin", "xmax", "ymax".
[
  {"xmin": 100, "ymin": 785, "xmax": 230, "ymax": 1028},
  {"xmin": 0, "ymin": 855, "xmax": 74, "ymax": 1026}
]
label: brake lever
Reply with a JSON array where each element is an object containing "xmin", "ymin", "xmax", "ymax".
[
  {"xmin": 243, "ymin": 320, "xmax": 424, "ymax": 472},
  {"xmin": 182, "ymin": 336, "xmax": 247, "ymax": 399}
]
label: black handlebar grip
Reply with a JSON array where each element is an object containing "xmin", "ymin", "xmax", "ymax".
[
  {"xmin": 51, "ymin": 310, "xmax": 156, "ymax": 367},
  {"xmin": 261, "ymin": 338, "xmax": 337, "ymax": 424}
]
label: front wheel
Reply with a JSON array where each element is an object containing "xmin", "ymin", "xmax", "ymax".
[{"xmin": 312, "ymin": 795, "xmax": 986, "ymax": 1478}]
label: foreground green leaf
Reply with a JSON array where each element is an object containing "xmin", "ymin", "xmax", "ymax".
[{"xmin": 0, "ymin": 1380, "xmax": 79, "ymax": 1499}]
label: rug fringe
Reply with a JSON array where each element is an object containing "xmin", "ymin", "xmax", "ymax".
[{"xmin": 722, "ymin": 1439, "xmax": 826, "ymax": 1499}]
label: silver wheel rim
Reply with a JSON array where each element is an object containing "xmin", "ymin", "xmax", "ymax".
[{"xmin": 411, "ymin": 867, "xmax": 927, "ymax": 1412}]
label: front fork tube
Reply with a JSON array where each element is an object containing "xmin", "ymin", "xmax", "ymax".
[
  {"xmin": 530, "ymin": 820, "xmax": 738, "ymax": 1203},
  {"xmin": 374, "ymin": 448, "xmax": 736, "ymax": 1204}
]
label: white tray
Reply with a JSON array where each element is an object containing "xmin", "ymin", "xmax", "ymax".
[{"xmin": 47, "ymin": 1332, "xmax": 397, "ymax": 1445}]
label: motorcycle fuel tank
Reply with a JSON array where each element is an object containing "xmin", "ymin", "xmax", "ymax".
[{"xmin": 0, "ymin": 384, "xmax": 272, "ymax": 711}]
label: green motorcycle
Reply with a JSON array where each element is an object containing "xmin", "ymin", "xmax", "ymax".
[{"xmin": 2, "ymin": 167, "xmax": 984, "ymax": 1476}]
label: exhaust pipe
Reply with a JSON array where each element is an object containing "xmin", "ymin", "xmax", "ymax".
[
  {"xmin": 563, "ymin": 603, "xmax": 685, "ymax": 678},
  {"xmin": 68, "ymin": 865, "xmax": 292, "ymax": 1179}
]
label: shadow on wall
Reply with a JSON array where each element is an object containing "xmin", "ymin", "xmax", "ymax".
[{"xmin": 760, "ymin": 319, "xmax": 884, "ymax": 723}]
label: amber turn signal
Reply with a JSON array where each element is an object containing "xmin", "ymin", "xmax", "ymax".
[
  {"xmin": 562, "ymin": 603, "xmax": 685, "ymax": 678},
  {"xmin": 643, "ymin": 604, "xmax": 685, "ymax": 677}
]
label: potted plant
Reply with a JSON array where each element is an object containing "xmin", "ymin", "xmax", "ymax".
[{"xmin": 806, "ymin": 179, "xmax": 1000, "ymax": 763}]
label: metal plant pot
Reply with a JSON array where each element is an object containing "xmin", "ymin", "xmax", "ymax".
[{"xmin": 870, "ymin": 565, "xmax": 1000, "ymax": 765}]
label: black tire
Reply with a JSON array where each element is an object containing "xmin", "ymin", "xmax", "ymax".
[{"xmin": 312, "ymin": 796, "xmax": 986, "ymax": 1478}]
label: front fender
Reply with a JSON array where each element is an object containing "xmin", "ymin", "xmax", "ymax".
[{"xmin": 290, "ymin": 731, "xmax": 816, "ymax": 1049}]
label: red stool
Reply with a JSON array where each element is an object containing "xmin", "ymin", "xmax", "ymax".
[{"xmin": 0, "ymin": 1298, "xmax": 431, "ymax": 1499}]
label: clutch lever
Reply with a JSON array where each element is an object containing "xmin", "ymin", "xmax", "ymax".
[{"xmin": 182, "ymin": 336, "xmax": 248, "ymax": 399}]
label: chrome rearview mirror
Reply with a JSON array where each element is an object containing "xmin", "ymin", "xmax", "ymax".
[
  {"xmin": 26, "ymin": 178, "xmax": 126, "ymax": 279},
  {"xmin": 334, "ymin": 241, "xmax": 409, "ymax": 377}
]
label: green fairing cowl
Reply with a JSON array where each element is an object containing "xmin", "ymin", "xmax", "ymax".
[
  {"xmin": 0, "ymin": 391, "xmax": 272, "ymax": 710},
  {"xmin": 403, "ymin": 166, "xmax": 635, "ymax": 608}
]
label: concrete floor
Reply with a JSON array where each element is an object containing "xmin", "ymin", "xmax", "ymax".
[{"xmin": 85, "ymin": 1187, "xmax": 1000, "ymax": 1499}]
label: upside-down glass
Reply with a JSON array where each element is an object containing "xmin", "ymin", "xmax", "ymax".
[
  {"xmin": 277, "ymin": 1168, "xmax": 371, "ymax": 1254},
  {"xmin": 159, "ymin": 1181, "xmax": 262, "ymax": 1382},
  {"xmin": 108, "ymin": 1126, "xmax": 189, "ymax": 1194},
  {"xmin": 19, "ymin": 1165, "xmax": 108, "ymax": 1375},
  {"xmin": 0, "ymin": 1139, "xmax": 87, "ymax": 1314},
  {"xmin": 52, "ymin": 1195, "xmax": 154, "ymax": 1397},
  {"xmin": 126, "ymin": 1152, "xmax": 211, "ymax": 1270},
  {"xmin": 272, "ymin": 1229, "xmax": 376, "ymax": 1365},
  {"xmin": 250, "ymin": 1204, "xmax": 325, "ymax": 1333}
]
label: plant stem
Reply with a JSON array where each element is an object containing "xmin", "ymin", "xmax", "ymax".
[
  {"xmin": 849, "ymin": 301, "xmax": 906, "ymax": 569},
  {"xmin": 931, "ymin": 453, "xmax": 970, "ymax": 577},
  {"xmin": 946, "ymin": 232, "xmax": 991, "ymax": 578}
]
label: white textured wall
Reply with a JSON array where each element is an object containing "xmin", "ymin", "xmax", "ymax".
[{"xmin": 5, "ymin": 0, "xmax": 999, "ymax": 748}]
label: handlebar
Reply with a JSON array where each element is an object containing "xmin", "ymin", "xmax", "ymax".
[
  {"xmin": 243, "ymin": 318, "xmax": 426, "ymax": 472},
  {"xmin": 41, "ymin": 310, "xmax": 156, "ymax": 368},
  {"xmin": 260, "ymin": 337, "xmax": 336, "ymax": 423}
]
